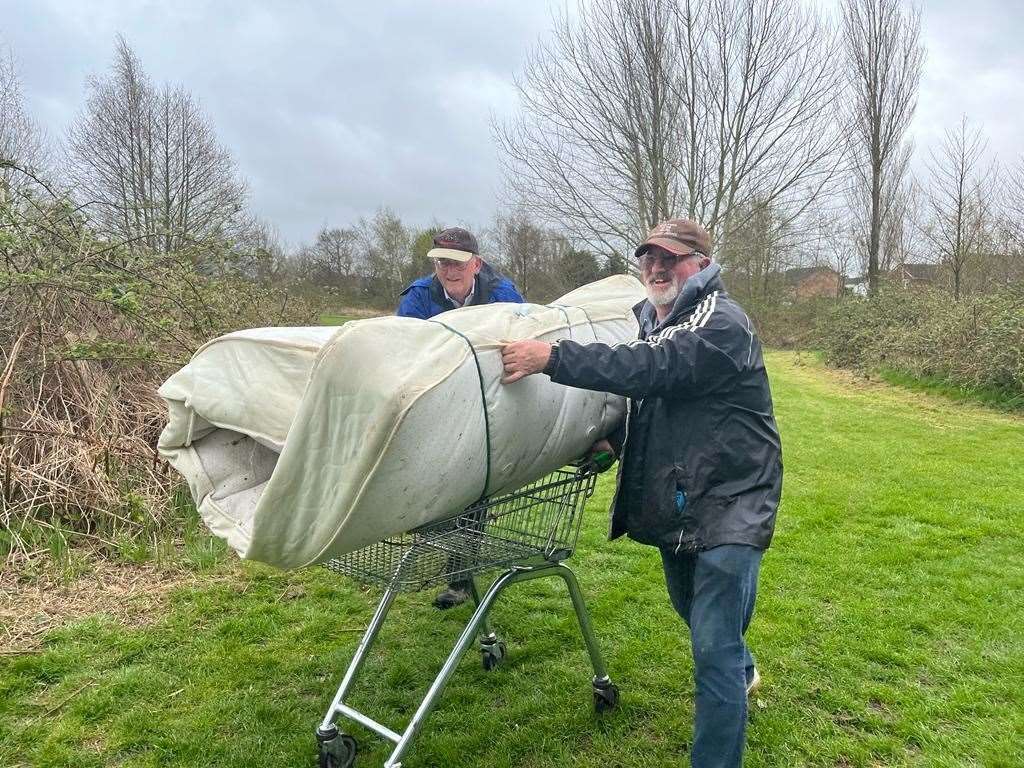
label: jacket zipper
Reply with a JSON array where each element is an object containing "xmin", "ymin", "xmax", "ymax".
[{"xmin": 608, "ymin": 396, "xmax": 633, "ymax": 539}]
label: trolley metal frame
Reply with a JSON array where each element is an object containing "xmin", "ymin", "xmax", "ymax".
[{"xmin": 315, "ymin": 461, "xmax": 619, "ymax": 768}]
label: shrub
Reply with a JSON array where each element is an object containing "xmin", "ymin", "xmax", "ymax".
[
  {"xmin": 816, "ymin": 287, "xmax": 1024, "ymax": 400},
  {"xmin": 746, "ymin": 296, "xmax": 840, "ymax": 349},
  {"xmin": 0, "ymin": 192, "xmax": 317, "ymax": 566}
]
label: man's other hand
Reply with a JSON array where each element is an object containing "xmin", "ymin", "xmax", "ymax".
[
  {"xmin": 501, "ymin": 340, "xmax": 553, "ymax": 384},
  {"xmin": 590, "ymin": 438, "xmax": 615, "ymax": 459}
]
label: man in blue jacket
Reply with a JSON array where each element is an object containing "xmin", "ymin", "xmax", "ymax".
[
  {"xmin": 396, "ymin": 226, "xmax": 524, "ymax": 609},
  {"xmin": 396, "ymin": 227, "xmax": 524, "ymax": 319},
  {"xmin": 500, "ymin": 219, "xmax": 782, "ymax": 768}
]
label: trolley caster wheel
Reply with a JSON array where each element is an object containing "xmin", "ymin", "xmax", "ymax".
[
  {"xmin": 593, "ymin": 680, "xmax": 619, "ymax": 714},
  {"xmin": 317, "ymin": 725, "xmax": 357, "ymax": 768},
  {"xmin": 481, "ymin": 640, "xmax": 507, "ymax": 671}
]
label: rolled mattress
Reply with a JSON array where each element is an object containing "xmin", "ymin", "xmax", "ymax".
[{"xmin": 157, "ymin": 275, "xmax": 645, "ymax": 569}]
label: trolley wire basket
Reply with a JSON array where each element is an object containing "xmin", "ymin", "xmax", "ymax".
[
  {"xmin": 315, "ymin": 457, "xmax": 619, "ymax": 768},
  {"xmin": 323, "ymin": 467, "xmax": 597, "ymax": 593}
]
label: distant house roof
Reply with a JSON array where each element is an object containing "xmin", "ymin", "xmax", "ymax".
[
  {"xmin": 899, "ymin": 262, "xmax": 940, "ymax": 281},
  {"xmin": 782, "ymin": 266, "xmax": 839, "ymax": 286}
]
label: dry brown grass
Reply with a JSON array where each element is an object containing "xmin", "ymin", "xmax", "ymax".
[
  {"xmin": 0, "ymin": 558, "xmax": 235, "ymax": 654},
  {"xmin": 1, "ymin": 279, "xmax": 186, "ymax": 562},
  {"xmin": 1, "ymin": 178, "xmax": 318, "ymax": 568}
]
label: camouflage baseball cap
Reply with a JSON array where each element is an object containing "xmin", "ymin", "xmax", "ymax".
[
  {"xmin": 428, "ymin": 227, "xmax": 479, "ymax": 263},
  {"xmin": 634, "ymin": 219, "xmax": 712, "ymax": 259}
]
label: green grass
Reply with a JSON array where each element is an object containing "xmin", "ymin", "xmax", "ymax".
[
  {"xmin": 319, "ymin": 307, "xmax": 386, "ymax": 326},
  {"xmin": 319, "ymin": 313, "xmax": 361, "ymax": 326},
  {"xmin": 874, "ymin": 366, "xmax": 1024, "ymax": 413},
  {"xmin": 2, "ymin": 351, "xmax": 1022, "ymax": 767}
]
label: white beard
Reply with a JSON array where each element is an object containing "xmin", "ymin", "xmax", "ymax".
[{"xmin": 645, "ymin": 277, "xmax": 680, "ymax": 307}]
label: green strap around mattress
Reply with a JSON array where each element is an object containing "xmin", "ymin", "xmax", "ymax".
[
  {"xmin": 428, "ymin": 320, "xmax": 492, "ymax": 502},
  {"xmin": 548, "ymin": 304, "xmax": 573, "ymax": 339},
  {"xmin": 547, "ymin": 303, "xmax": 598, "ymax": 341},
  {"xmin": 547, "ymin": 302, "xmax": 609, "ymax": 431}
]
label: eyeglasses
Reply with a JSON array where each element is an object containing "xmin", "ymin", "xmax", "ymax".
[
  {"xmin": 433, "ymin": 258, "xmax": 472, "ymax": 271},
  {"xmin": 638, "ymin": 251, "xmax": 701, "ymax": 270}
]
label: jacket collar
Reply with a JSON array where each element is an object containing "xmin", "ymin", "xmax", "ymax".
[
  {"xmin": 429, "ymin": 261, "xmax": 501, "ymax": 310},
  {"xmin": 635, "ymin": 262, "xmax": 724, "ymax": 336}
]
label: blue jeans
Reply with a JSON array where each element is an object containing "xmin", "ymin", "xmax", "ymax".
[{"xmin": 660, "ymin": 544, "xmax": 763, "ymax": 768}]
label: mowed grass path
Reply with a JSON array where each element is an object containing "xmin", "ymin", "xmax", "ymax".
[{"xmin": 2, "ymin": 352, "xmax": 1022, "ymax": 767}]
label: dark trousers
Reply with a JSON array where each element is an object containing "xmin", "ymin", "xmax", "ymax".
[{"xmin": 660, "ymin": 544, "xmax": 763, "ymax": 768}]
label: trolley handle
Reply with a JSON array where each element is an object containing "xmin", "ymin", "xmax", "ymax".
[{"xmin": 572, "ymin": 449, "xmax": 616, "ymax": 475}]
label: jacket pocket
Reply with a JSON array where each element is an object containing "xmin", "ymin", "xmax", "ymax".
[{"xmin": 647, "ymin": 462, "xmax": 688, "ymax": 532}]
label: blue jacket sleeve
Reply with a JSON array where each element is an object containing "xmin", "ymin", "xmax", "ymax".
[
  {"xmin": 493, "ymin": 282, "xmax": 525, "ymax": 304},
  {"xmin": 547, "ymin": 299, "xmax": 752, "ymax": 401},
  {"xmin": 396, "ymin": 287, "xmax": 430, "ymax": 319}
]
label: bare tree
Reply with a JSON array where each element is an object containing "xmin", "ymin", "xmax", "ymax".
[
  {"xmin": 799, "ymin": 204, "xmax": 855, "ymax": 299},
  {"xmin": 823, "ymin": 220, "xmax": 863, "ymax": 297},
  {"xmin": 66, "ymin": 37, "xmax": 246, "ymax": 253},
  {"xmin": 880, "ymin": 167, "xmax": 920, "ymax": 274},
  {"xmin": 228, "ymin": 217, "xmax": 288, "ymax": 281},
  {"xmin": 995, "ymin": 157, "xmax": 1024, "ymax": 288},
  {"xmin": 0, "ymin": 48, "xmax": 49, "ymax": 197},
  {"xmin": 841, "ymin": 0, "xmax": 924, "ymax": 295},
  {"xmin": 718, "ymin": 198, "xmax": 793, "ymax": 302},
  {"xmin": 921, "ymin": 116, "xmax": 994, "ymax": 300},
  {"xmin": 674, "ymin": 0, "xmax": 846, "ymax": 241},
  {"xmin": 496, "ymin": 0, "xmax": 681, "ymax": 254},
  {"xmin": 981, "ymin": 218, "xmax": 1024, "ymax": 292},
  {"xmin": 1005, "ymin": 158, "xmax": 1024, "ymax": 225},
  {"xmin": 356, "ymin": 208, "xmax": 413, "ymax": 299},
  {"xmin": 492, "ymin": 208, "xmax": 548, "ymax": 298},
  {"xmin": 301, "ymin": 225, "xmax": 362, "ymax": 286},
  {"xmin": 497, "ymin": 0, "xmax": 844, "ymax": 255},
  {"xmin": 845, "ymin": 140, "xmax": 917, "ymax": 278}
]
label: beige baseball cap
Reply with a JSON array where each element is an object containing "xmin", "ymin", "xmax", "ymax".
[{"xmin": 427, "ymin": 227, "xmax": 479, "ymax": 262}]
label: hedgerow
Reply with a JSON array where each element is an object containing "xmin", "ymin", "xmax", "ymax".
[
  {"xmin": 816, "ymin": 287, "xmax": 1024, "ymax": 401},
  {"xmin": 0, "ymin": 189, "xmax": 316, "ymax": 565}
]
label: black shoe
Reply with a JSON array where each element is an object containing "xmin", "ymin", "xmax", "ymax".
[
  {"xmin": 433, "ymin": 583, "xmax": 471, "ymax": 610},
  {"xmin": 746, "ymin": 667, "xmax": 762, "ymax": 696}
]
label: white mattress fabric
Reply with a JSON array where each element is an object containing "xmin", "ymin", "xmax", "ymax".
[{"xmin": 157, "ymin": 275, "xmax": 645, "ymax": 569}]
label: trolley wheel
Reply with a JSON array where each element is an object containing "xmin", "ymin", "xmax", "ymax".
[
  {"xmin": 481, "ymin": 640, "xmax": 507, "ymax": 671},
  {"xmin": 593, "ymin": 680, "xmax": 619, "ymax": 714},
  {"xmin": 317, "ymin": 726, "xmax": 357, "ymax": 768}
]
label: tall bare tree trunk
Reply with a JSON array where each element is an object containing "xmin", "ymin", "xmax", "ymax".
[
  {"xmin": 842, "ymin": 0, "xmax": 924, "ymax": 296},
  {"xmin": 869, "ymin": 150, "xmax": 883, "ymax": 293}
]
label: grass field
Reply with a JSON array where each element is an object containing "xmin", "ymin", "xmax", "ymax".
[
  {"xmin": 320, "ymin": 313, "xmax": 363, "ymax": 326},
  {"xmin": 319, "ymin": 308, "xmax": 385, "ymax": 326},
  {"xmin": 2, "ymin": 352, "xmax": 1022, "ymax": 767}
]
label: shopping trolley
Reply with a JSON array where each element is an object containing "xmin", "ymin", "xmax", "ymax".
[{"xmin": 315, "ymin": 454, "xmax": 620, "ymax": 768}]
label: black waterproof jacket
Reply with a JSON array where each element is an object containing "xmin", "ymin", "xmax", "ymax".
[{"xmin": 544, "ymin": 264, "xmax": 782, "ymax": 553}]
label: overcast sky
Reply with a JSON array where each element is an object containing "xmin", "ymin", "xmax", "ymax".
[{"xmin": 2, "ymin": 0, "xmax": 1021, "ymax": 247}]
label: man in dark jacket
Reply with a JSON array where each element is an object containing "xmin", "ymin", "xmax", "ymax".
[
  {"xmin": 396, "ymin": 226, "xmax": 524, "ymax": 319},
  {"xmin": 396, "ymin": 226, "xmax": 524, "ymax": 609},
  {"xmin": 500, "ymin": 219, "xmax": 782, "ymax": 768}
]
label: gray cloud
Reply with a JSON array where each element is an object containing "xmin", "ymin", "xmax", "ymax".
[
  {"xmin": 914, "ymin": 0, "xmax": 1024, "ymax": 165},
  {"xmin": 2, "ymin": 0, "xmax": 1021, "ymax": 246},
  {"xmin": 2, "ymin": 0, "xmax": 555, "ymax": 244}
]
